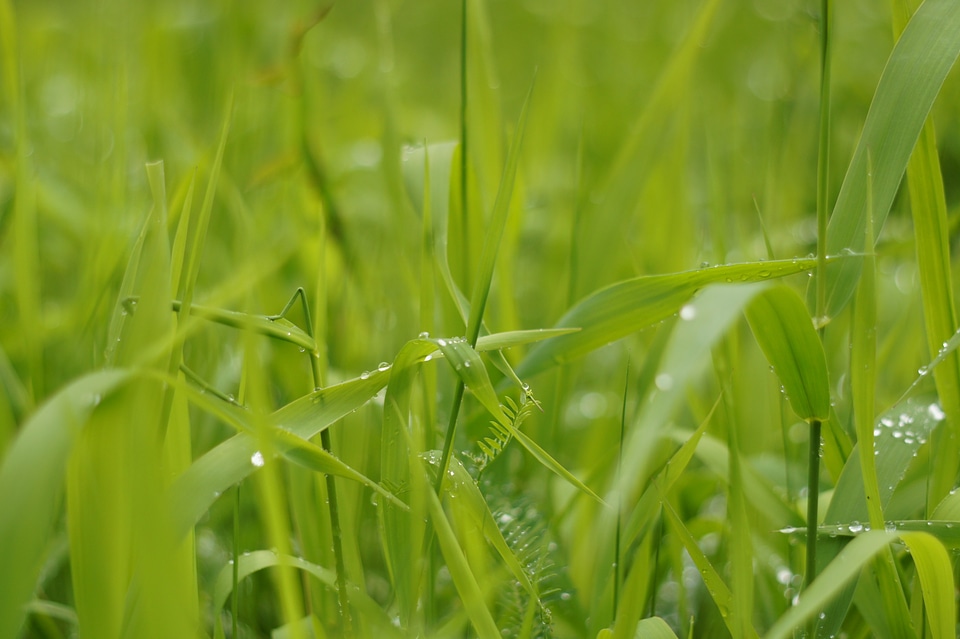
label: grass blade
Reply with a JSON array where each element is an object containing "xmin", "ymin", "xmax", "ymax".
[
  {"xmin": 816, "ymin": 0, "xmax": 960, "ymax": 319},
  {"xmin": 0, "ymin": 371, "xmax": 130, "ymax": 639}
]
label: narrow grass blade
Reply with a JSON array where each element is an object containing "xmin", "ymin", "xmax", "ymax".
[
  {"xmin": 889, "ymin": 533, "xmax": 955, "ymax": 639},
  {"xmin": 744, "ymin": 286, "xmax": 830, "ymax": 422},
  {"xmin": 519, "ymin": 259, "xmax": 817, "ymax": 378},
  {"xmin": 816, "ymin": 0, "xmax": 960, "ymax": 319},
  {"xmin": 0, "ymin": 371, "xmax": 130, "ymax": 639},
  {"xmin": 659, "ymin": 490, "xmax": 759, "ymax": 639},
  {"xmin": 167, "ymin": 301, "xmax": 316, "ymax": 353},
  {"xmin": 426, "ymin": 477, "xmax": 501, "ymax": 639},
  {"xmin": 465, "ymin": 79, "xmax": 532, "ymax": 346}
]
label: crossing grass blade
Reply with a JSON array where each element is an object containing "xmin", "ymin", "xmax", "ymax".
[
  {"xmin": 815, "ymin": 0, "xmax": 960, "ymax": 320},
  {"xmin": 518, "ymin": 259, "xmax": 817, "ymax": 378}
]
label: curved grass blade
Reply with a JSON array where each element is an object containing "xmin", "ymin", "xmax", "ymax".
[
  {"xmin": 518, "ymin": 258, "xmax": 817, "ymax": 378},
  {"xmin": 170, "ymin": 368, "xmax": 391, "ymax": 537},
  {"xmin": 899, "ymin": 532, "xmax": 955, "ymax": 639},
  {"xmin": 210, "ymin": 550, "xmax": 401, "ymax": 639},
  {"xmin": 0, "ymin": 370, "xmax": 131, "ymax": 639},
  {"xmin": 815, "ymin": 0, "xmax": 960, "ymax": 320},
  {"xmin": 744, "ymin": 286, "xmax": 830, "ymax": 422}
]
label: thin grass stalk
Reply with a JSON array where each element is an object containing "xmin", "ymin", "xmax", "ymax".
[
  {"xmin": 459, "ymin": 0, "xmax": 470, "ymax": 291},
  {"xmin": 808, "ymin": 0, "xmax": 832, "ymax": 621}
]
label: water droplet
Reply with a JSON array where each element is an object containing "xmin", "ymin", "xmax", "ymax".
[
  {"xmin": 378, "ymin": 362, "xmax": 391, "ymax": 371},
  {"xmin": 884, "ymin": 522, "xmax": 896, "ymax": 533},
  {"xmin": 298, "ymin": 347, "xmax": 306, "ymax": 353},
  {"xmin": 418, "ymin": 331, "xmax": 430, "ymax": 339},
  {"xmin": 251, "ymin": 451, "xmax": 265, "ymax": 467},
  {"xmin": 680, "ymin": 304, "xmax": 697, "ymax": 321},
  {"xmin": 438, "ymin": 338, "xmax": 447, "ymax": 347},
  {"xmin": 655, "ymin": 373, "xmax": 674, "ymax": 391},
  {"xmin": 424, "ymin": 354, "xmax": 433, "ymax": 362},
  {"xmin": 463, "ymin": 361, "xmax": 471, "ymax": 368},
  {"xmin": 360, "ymin": 371, "xmax": 370, "ymax": 380},
  {"xmin": 918, "ymin": 366, "xmax": 929, "ymax": 376},
  {"xmin": 928, "ymin": 403, "xmax": 946, "ymax": 421},
  {"xmin": 848, "ymin": 521, "xmax": 863, "ymax": 533}
]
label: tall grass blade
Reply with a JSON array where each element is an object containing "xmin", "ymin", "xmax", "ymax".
[
  {"xmin": 0, "ymin": 371, "xmax": 130, "ymax": 639},
  {"xmin": 890, "ymin": 0, "xmax": 960, "ymax": 512},
  {"xmin": 814, "ymin": 0, "xmax": 960, "ymax": 319}
]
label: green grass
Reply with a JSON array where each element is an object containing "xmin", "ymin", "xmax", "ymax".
[{"xmin": 3, "ymin": 1, "xmax": 960, "ymax": 638}]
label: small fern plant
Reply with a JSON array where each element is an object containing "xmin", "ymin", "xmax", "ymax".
[{"xmin": 474, "ymin": 388, "xmax": 541, "ymax": 477}]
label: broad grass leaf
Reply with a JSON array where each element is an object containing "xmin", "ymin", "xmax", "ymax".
[
  {"xmin": 744, "ymin": 286, "xmax": 830, "ymax": 422},
  {"xmin": 519, "ymin": 259, "xmax": 816, "ymax": 378},
  {"xmin": 812, "ymin": 396, "xmax": 944, "ymax": 638},
  {"xmin": 896, "ymin": 0, "xmax": 960, "ymax": 506},
  {"xmin": 824, "ymin": 396, "xmax": 943, "ymax": 525},
  {"xmin": 816, "ymin": 0, "xmax": 960, "ymax": 319},
  {"xmin": 0, "ymin": 370, "xmax": 130, "ymax": 639}
]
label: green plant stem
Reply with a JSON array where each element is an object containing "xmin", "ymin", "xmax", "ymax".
[
  {"xmin": 232, "ymin": 485, "xmax": 240, "ymax": 639},
  {"xmin": 303, "ymin": 313, "xmax": 352, "ymax": 636},
  {"xmin": 806, "ymin": 418, "xmax": 822, "ymax": 633},
  {"xmin": 459, "ymin": 0, "xmax": 470, "ymax": 291}
]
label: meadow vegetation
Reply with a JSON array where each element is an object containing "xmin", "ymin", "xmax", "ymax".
[{"xmin": 2, "ymin": 0, "xmax": 960, "ymax": 637}]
